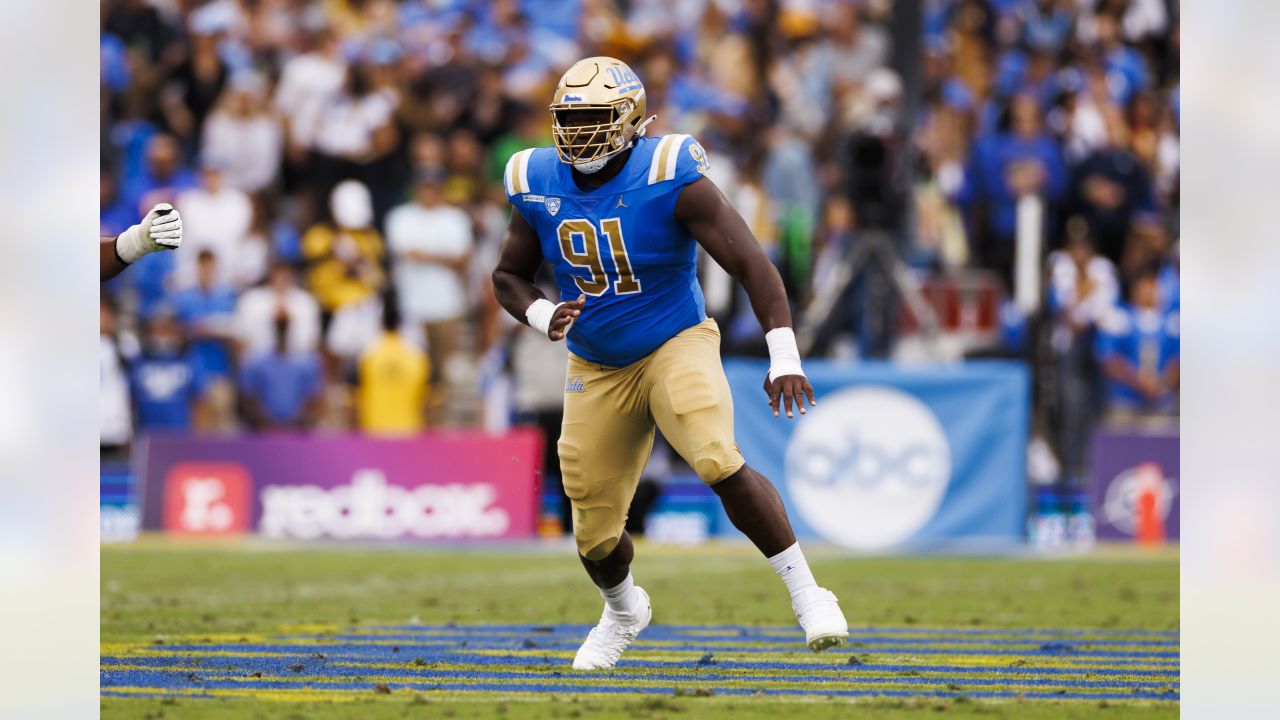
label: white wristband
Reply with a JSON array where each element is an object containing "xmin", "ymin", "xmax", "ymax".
[
  {"xmin": 765, "ymin": 327, "xmax": 805, "ymax": 383},
  {"xmin": 115, "ymin": 223, "xmax": 147, "ymax": 264},
  {"xmin": 525, "ymin": 298, "xmax": 563, "ymax": 338}
]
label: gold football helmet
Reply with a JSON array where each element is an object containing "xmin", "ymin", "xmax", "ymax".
[{"xmin": 549, "ymin": 56, "xmax": 651, "ymax": 169}]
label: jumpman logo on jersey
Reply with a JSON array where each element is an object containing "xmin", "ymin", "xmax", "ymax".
[{"xmin": 615, "ymin": 197, "xmax": 629, "ymax": 209}]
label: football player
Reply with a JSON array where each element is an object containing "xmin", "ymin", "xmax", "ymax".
[
  {"xmin": 492, "ymin": 57, "xmax": 848, "ymax": 670},
  {"xmin": 101, "ymin": 203, "xmax": 183, "ymax": 281}
]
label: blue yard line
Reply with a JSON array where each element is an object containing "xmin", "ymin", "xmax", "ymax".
[
  {"xmin": 135, "ymin": 643, "xmax": 1181, "ymax": 667},
  {"xmin": 102, "ymin": 624, "xmax": 1181, "ymax": 706},
  {"xmin": 97, "ymin": 677, "xmax": 1179, "ymax": 702},
  {"xmin": 369, "ymin": 624, "xmax": 1180, "ymax": 638},
  {"xmin": 260, "ymin": 638, "xmax": 1179, "ymax": 660},
  {"xmin": 102, "ymin": 653, "xmax": 1179, "ymax": 679},
  {"xmin": 147, "ymin": 640, "xmax": 1177, "ymax": 666},
  {"xmin": 290, "ymin": 632, "xmax": 1178, "ymax": 649},
  {"xmin": 103, "ymin": 690, "xmax": 219, "ymax": 700},
  {"xmin": 99, "ymin": 664, "xmax": 1180, "ymax": 691}
]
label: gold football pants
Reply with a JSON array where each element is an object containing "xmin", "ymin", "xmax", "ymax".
[{"xmin": 558, "ymin": 319, "xmax": 745, "ymax": 560}]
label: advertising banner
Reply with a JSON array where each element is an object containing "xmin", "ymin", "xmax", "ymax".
[
  {"xmin": 1088, "ymin": 427, "xmax": 1180, "ymax": 540},
  {"xmin": 101, "ymin": 459, "xmax": 140, "ymax": 543},
  {"xmin": 138, "ymin": 430, "xmax": 543, "ymax": 540},
  {"xmin": 724, "ymin": 359, "xmax": 1029, "ymax": 550}
]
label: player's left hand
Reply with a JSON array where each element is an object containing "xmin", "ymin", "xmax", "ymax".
[{"xmin": 764, "ymin": 373, "xmax": 816, "ymax": 420}]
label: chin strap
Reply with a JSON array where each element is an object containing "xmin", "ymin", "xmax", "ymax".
[
  {"xmin": 573, "ymin": 155, "xmax": 613, "ymax": 174},
  {"xmin": 635, "ymin": 114, "xmax": 657, "ymax": 137}
]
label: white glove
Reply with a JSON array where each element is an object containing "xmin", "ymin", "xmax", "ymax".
[{"xmin": 116, "ymin": 203, "xmax": 183, "ymax": 263}]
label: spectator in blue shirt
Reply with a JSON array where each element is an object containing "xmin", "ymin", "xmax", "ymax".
[
  {"xmin": 1020, "ymin": 0, "xmax": 1073, "ymax": 54},
  {"xmin": 1095, "ymin": 263, "xmax": 1179, "ymax": 422},
  {"xmin": 171, "ymin": 249, "xmax": 238, "ymax": 432},
  {"xmin": 239, "ymin": 313, "xmax": 324, "ymax": 431},
  {"xmin": 119, "ymin": 133, "xmax": 199, "ymax": 219},
  {"xmin": 100, "ymin": 170, "xmax": 136, "ymax": 239},
  {"xmin": 130, "ymin": 310, "xmax": 205, "ymax": 432},
  {"xmin": 172, "ymin": 249, "xmax": 238, "ymax": 378},
  {"xmin": 100, "ymin": 31, "xmax": 131, "ymax": 94},
  {"xmin": 1095, "ymin": 12, "xmax": 1149, "ymax": 107},
  {"xmin": 963, "ymin": 92, "xmax": 1068, "ymax": 289}
]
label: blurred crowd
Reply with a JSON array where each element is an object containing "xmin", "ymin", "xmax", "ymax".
[{"xmin": 99, "ymin": 0, "xmax": 1179, "ymax": 484}]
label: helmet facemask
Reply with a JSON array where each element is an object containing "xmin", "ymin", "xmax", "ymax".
[{"xmin": 551, "ymin": 99, "xmax": 638, "ymax": 171}]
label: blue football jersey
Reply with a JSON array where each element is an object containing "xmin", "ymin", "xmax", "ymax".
[{"xmin": 504, "ymin": 134, "xmax": 712, "ymax": 367}]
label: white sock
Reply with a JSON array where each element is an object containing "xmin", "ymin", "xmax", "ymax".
[
  {"xmin": 768, "ymin": 542, "xmax": 818, "ymax": 599},
  {"xmin": 599, "ymin": 573, "xmax": 639, "ymax": 616}
]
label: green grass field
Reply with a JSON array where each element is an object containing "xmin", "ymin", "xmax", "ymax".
[{"xmin": 101, "ymin": 539, "xmax": 1178, "ymax": 719}]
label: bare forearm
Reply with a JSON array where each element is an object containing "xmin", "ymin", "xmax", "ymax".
[
  {"xmin": 101, "ymin": 237, "xmax": 128, "ymax": 281},
  {"xmin": 491, "ymin": 210, "xmax": 550, "ymax": 327},
  {"xmin": 492, "ymin": 269, "xmax": 550, "ymax": 326},
  {"xmin": 738, "ymin": 258, "xmax": 793, "ymax": 333}
]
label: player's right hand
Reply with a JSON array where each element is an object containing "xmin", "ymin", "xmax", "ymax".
[
  {"xmin": 142, "ymin": 203, "xmax": 183, "ymax": 250},
  {"xmin": 115, "ymin": 203, "xmax": 184, "ymax": 264},
  {"xmin": 549, "ymin": 294, "xmax": 585, "ymax": 341}
]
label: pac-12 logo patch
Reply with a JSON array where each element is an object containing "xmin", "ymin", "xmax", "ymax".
[{"xmin": 545, "ymin": 197, "xmax": 561, "ymax": 216}]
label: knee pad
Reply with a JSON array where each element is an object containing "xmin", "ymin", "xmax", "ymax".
[
  {"xmin": 577, "ymin": 529, "xmax": 621, "ymax": 561},
  {"xmin": 692, "ymin": 438, "xmax": 745, "ymax": 485}
]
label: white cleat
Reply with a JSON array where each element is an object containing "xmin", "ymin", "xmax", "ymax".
[
  {"xmin": 793, "ymin": 586, "xmax": 849, "ymax": 653},
  {"xmin": 571, "ymin": 586, "xmax": 652, "ymax": 670}
]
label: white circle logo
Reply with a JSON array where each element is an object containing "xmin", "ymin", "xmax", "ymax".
[
  {"xmin": 785, "ymin": 386, "xmax": 952, "ymax": 550},
  {"xmin": 1102, "ymin": 465, "xmax": 1176, "ymax": 535}
]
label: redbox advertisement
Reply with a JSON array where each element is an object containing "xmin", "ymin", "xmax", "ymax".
[{"xmin": 140, "ymin": 431, "xmax": 543, "ymax": 541}]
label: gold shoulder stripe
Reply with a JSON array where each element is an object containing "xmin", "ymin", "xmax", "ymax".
[
  {"xmin": 662, "ymin": 134, "xmax": 688, "ymax": 181},
  {"xmin": 649, "ymin": 136, "xmax": 676, "ymax": 185},
  {"xmin": 512, "ymin": 149, "xmax": 530, "ymax": 194}
]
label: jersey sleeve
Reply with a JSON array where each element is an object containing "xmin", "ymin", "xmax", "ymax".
[
  {"xmin": 503, "ymin": 147, "xmax": 540, "ymax": 223},
  {"xmin": 647, "ymin": 134, "xmax": 710, "ymax": 187}
]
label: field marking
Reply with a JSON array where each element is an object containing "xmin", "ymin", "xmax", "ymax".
[
  {"xmin": 101, "ymin": 624, "xmax": 1179, "ymax": 705},
  {"xmin": 100, "ymin": 669, "xmax": 1180, "ymax": 697}
]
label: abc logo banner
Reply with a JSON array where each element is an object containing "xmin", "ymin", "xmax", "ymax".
[
  {"xmin": 726, "ymin": 359, "xmax": 1029, "ymax": 550},
  {"xmin": 786, "ymin": 387, "xmax": 952, "ymax": 550}
]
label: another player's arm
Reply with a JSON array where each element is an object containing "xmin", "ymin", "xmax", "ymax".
[
  {"xmin": 100, "ymin": 238, "xmax": 130, "ymax": 281},
  {"xmin": 100, "ymin": 203, "xmax": 184, "ymax": 281},
  {"xmin": 675, "ymin": 176, "xmax": 815, "ymax": 419},
  {"xmin": 492, "ymin": 208, "xmax": 583, "ymax": 341}
]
